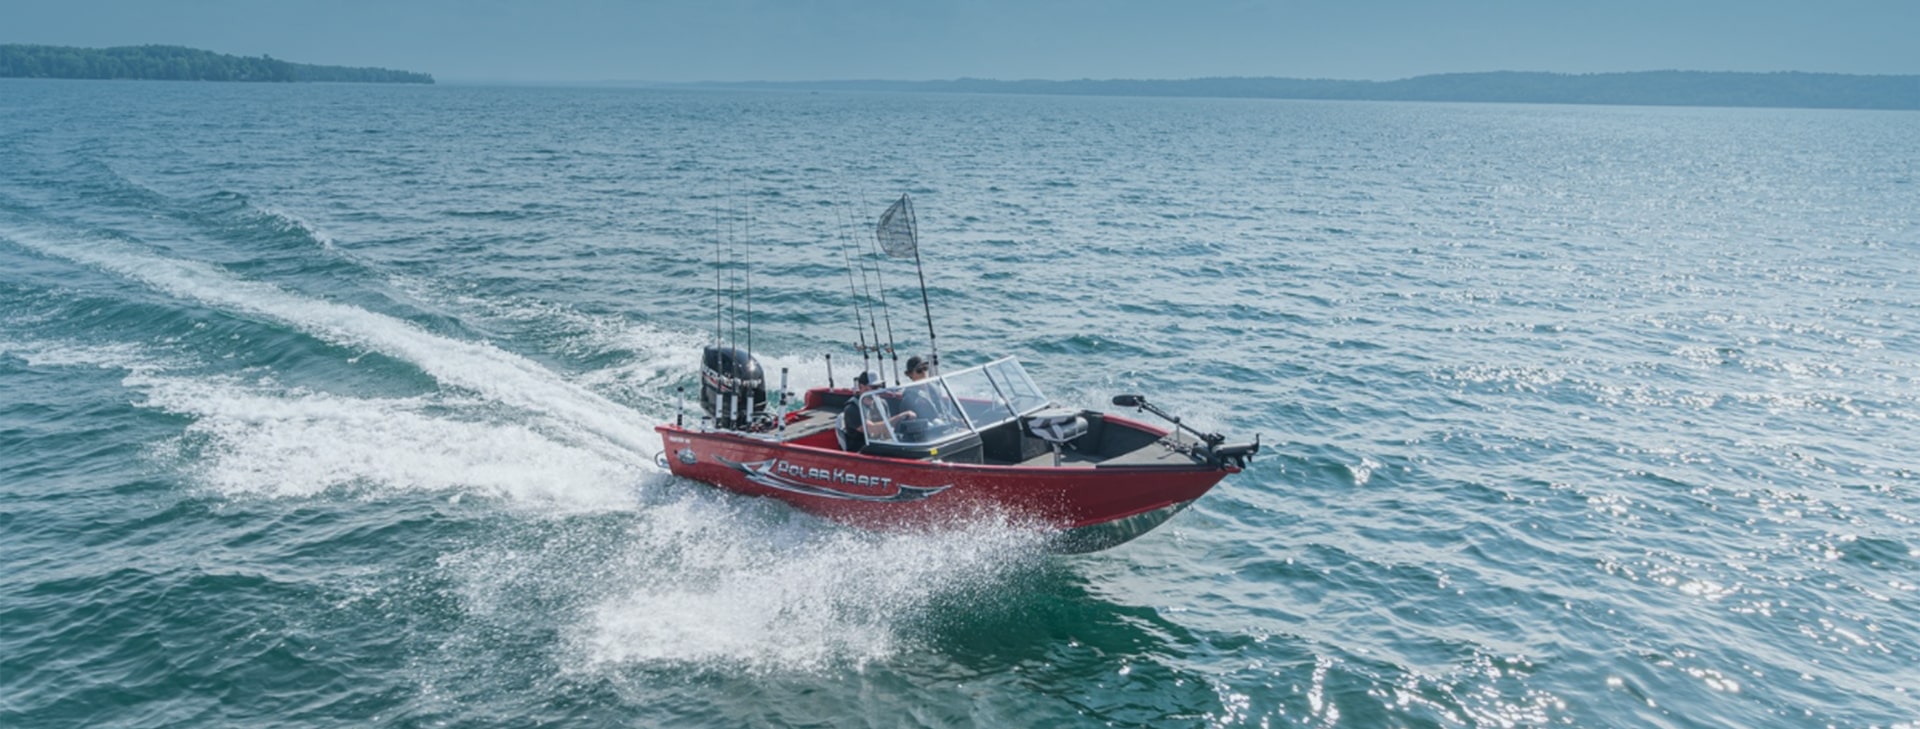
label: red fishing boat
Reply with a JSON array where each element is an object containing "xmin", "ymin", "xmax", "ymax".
[
  {"xmin": 654, "ymin": 195, "xmax": 1257, "ymax": 551},
  {"xmin": 655, "ymin": 350, "xmax": 1257, "ymax": 552}
]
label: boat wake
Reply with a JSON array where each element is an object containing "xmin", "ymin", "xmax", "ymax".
[
  {"xmin": 4, "ymin": 223, "xmax": 665, "ymax": 469},
  {"xmin": 0, "ymin": 330, "xmax": 647, "ymax": 509},
  {"xmin": 2, "ymin": 221, "xmax": 1058, "ymax": 675}
]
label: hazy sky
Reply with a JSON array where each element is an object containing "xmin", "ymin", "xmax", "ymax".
[{"xmin": 8, "ymin": 0, "xmax": 1917, "ymax": 83}]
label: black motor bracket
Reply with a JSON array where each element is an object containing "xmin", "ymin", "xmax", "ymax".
[{"xmin": 1112, "ymin": 394, "xmax": 1261, "ymax": 468}]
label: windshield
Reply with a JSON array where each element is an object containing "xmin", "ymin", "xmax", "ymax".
[
  {"xmin": 859, "ymin": 380, "xmax": 968, "ymax": 444},
  {"xmin": 981, "ymin": 358, "xmax": 1049, "ymax": 416},
  {"xmin": 860, "ymin": 357, "xmax": 1052, "ymax": 446}
]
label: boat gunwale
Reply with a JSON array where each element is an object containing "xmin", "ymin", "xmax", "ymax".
[{"xmin": 656, "ymin": 409, "xmax": 1234, "ymax": 474}]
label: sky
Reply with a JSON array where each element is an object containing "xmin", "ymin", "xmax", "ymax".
[{"xmin": 7, "ymin": 0, "xmax": 1917, "ymax": 84}]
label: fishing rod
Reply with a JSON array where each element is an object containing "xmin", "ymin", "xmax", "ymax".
[
  {"xmin": 843, "ymin": 200, "xmax": 886, "ymax": 381},
  {"xmin": 835, "ymin": 205, "xmax": 873, "ymax": 377},
  {"xmin": 699, "ymin": 187, "xmax": 776, "ymax": 432},
  {"xmin": 863, "ymin": 204, "xmax": 902, "ymax": 385},
  {"xmin": 743, "ymin": 197, "xmax": 753, "ymax": 373},
  {"xmin": 745, "ymin": 198, "xmax": 767, "ymax": 431},
  {"xmin": 727, "ymin": 196, "xmax": 738, "ymax": 362},
  {"xmin": 712, "ymin": 204, "xmax": 723, "ymax": 349},
  {"xmin": 904, "ymin": 195, "xmax": 936, "ymax": 375},
  {"xmin": 724, "ymin": 198, "xmax": 738, "ymax": 429},
  {"xmin": 701, "ymin": 201, "xmax": 723, "ymax": 431},
  {"xmin": 859, "ymin": 256, "xmax": 894, "ymax": 384}
]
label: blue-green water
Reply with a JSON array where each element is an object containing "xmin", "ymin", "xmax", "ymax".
[{"xmin": 2, "ymin": 79, "xmax": 1916, "ymax": 728}]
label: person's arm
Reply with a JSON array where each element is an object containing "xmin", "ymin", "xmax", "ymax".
[
  {"xmin": 877, "ymin": 394, "xmax": 915, "ymax": 425},
  {"xmin": 862, "ymin": 400, "xmax": 894, "ymax": 438}
]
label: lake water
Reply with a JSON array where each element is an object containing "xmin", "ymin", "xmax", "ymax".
[{"xmin": 2, "ymin": 79, "xmax": 1916, "ymax": 727}]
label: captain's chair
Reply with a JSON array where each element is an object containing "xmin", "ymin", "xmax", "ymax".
[{"xmin": 1027, "ymin": 412, "xmax": 1088, "ymax": 466}]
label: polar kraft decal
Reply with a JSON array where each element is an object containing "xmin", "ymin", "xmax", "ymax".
[{"xmin": 715, "ymin": 457, "xmax": 951, "ymax": 502}]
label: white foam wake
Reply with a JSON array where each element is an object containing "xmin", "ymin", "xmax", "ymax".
[
  {"xmin": 137, "ymin": 372, "xmax": 637, "ymax": 506},
  {"xmin": 8, "ymin": 227, "xmax": 663, "ymax": 468},
  {"xmin": 1, "ymin": 337, "xmax": 638, "ymax": 506}
]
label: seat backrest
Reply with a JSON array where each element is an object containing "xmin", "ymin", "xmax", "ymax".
[{"xmin": 1028, "ymin": 413, "xmax": 1088, "ymax": 444}]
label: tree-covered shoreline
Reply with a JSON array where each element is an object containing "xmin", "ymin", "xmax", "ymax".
[
  {"xmin": 710, "ymin": 71, "xmax": 1920, "ymax": 111},
  {"xmin": 0, "ymin": 44, "xmax": 432, "ymax": 84}
]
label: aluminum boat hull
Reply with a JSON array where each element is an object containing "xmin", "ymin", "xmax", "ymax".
[{"xmin": 656, "ymin": 411, "xmax": 1233, "ymax": 552}]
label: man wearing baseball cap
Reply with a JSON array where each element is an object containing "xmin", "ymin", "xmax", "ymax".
[{"xmin": 837, "ymin": 370, "xmax": 884, "ymax": 451}]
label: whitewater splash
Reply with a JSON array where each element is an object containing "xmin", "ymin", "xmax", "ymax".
[{"xmin": 439, "ymin": 496, "xmax": 1053, "ymax": 675}]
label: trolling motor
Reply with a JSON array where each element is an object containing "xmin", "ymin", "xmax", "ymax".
[{"xmin": 1111, "ymin": 394, "xmax": 1260, "ymax": 469}]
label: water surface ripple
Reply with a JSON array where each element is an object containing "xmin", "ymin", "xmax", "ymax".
[{"xmin": 2, "ymin": 80, "xmax": 1915, "ymax": 728}]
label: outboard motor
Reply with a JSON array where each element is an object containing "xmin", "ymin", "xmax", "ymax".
[{"xmin": 701, "ymin": 345, "xmax": 767, "ymax": 429}]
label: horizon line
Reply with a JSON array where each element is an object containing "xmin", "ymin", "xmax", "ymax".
[{"xmin": 431, "ymin": 68, "xmax": 1920, "ymax": 86}]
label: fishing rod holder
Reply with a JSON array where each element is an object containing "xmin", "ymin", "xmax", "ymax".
[
  {"xmin": 1111, "ymin": 394, "xmax": 1261, "ymax": 469},
  {"xmin": 777, "ymin": 367, "xmax": 789, "ymax": 437}
]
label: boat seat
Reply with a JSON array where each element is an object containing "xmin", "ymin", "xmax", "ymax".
[
  {"xmin": 1027, "ymin": 412, "xmax": 1088, "ymax": 444},
  {"xmin": 1025, "ymin": 410, "xmax": 1088, "ymax": 466}
]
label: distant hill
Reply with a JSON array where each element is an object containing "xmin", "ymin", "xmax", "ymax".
[
  {"xmin": 710, "ymin": 71, "xmax": 1920, "ymax": 111},
  {"xmin": 0, "ymin": 44, "xmax": 433, "ymax": 84}
]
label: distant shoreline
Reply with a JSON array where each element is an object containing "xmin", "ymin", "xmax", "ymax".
[
  {"xmin": 693, "ymin": 71, "xmax": 1920, "ymax": 111},
  {"xmin": 0, "ymin": 44, "xmax": 433, "ymax": 84},
  {"xmin": 4, "ymin": 46, "xmax": 1911, "ymax": 110}
]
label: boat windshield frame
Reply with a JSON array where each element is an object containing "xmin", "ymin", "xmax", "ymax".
[{"xmin": 857, "ymin": 356, "xmax": 1052, "ymax": 447}]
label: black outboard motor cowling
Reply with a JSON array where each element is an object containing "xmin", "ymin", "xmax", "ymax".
[{"xmin": 701, "ymin": 345, "xmax": 767, "ymax": 428}]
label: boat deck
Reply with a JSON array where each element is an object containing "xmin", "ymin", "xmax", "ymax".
[
  {"xmin": 1014, "ymin": 440, "xmax": 1199, "ymax": 468},
  {"xmin": 779, "ymin": 407, "xmax": 843, "ymax": 440},
  {"xmin": 751, "ymin": 402, "xmax": 1205, "ymax": 470}
]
